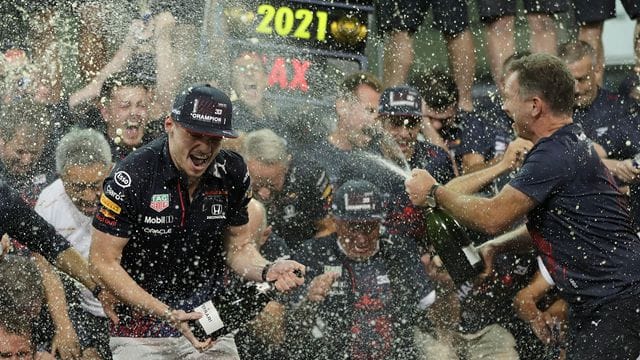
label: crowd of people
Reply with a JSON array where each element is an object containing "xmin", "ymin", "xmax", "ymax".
[{"xmin": 1, "ymin": 1, "xmax": 640, "ymax": 359}]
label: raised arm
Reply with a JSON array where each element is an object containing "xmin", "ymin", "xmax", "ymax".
[{"xmin": 445, "ymin": 137, "xmax": 532, "ymax": 194}]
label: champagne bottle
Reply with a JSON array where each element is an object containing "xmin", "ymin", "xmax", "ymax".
[
  {"xmin": 422, "ymin": 207, "xmax": 483, "ymax": 287},
  {"xmin": 189, "ymin": 281, "xmax": 273, "ymax": 341}
]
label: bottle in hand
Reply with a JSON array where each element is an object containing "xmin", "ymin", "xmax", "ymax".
[
  {"xmin": 189, "ymin": 281, "xmax": 273, "ymax": 341},
  {"xmin": 421, "ymin": 207, "xmax": 483, "ymax": 287}
]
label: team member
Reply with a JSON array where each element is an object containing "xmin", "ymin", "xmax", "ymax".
[
  {"xmin": 35, "ymin": 129, "xmax": 114, "ymax": 359},
  {"xmin": 89, "ymin": 84, "xmax": 305, "ymax": 358},
  {"xmin": 377, "ymin": 86, "xmax": 455, "ymax": 184},
  {"xmin": 241, "ymin": 128, "xmax": 332, "ymax": 251},
  {"xmin": 288, "ymin": 180, "xmax": 435, "ymax": 359},
  {"xmin": 405, "ymin": 53, "xmax": 640, "ymax": 359},
  {"xmin": 376, "ymin": 85, "xmax": 456, "ymax": 239},
  {"xmin": 409, "ymin": 71, "xmax": 491, "ymax": 175}
]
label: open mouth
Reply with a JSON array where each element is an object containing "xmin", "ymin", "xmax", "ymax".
[
  {"xmin": 124, "ymin": 122, "xmax": 141, "ymax": 138},
  {"xmin": 189, "ymin": 153, "xmax": 210, "ymax": 168}
]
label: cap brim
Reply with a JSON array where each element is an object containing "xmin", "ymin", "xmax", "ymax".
[{"xmin": 181, "ymin": 124, "xmax": 239, "ymax": 139}]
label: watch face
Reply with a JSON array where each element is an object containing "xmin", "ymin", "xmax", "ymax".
[{"xmin": 426, "ymin": 196, "xmax": 436, "ymax": 208}]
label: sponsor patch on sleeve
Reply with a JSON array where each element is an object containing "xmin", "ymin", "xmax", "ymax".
[{"xmin": 100, "ymin": 193, "xmax": 122, "ymax": 215}]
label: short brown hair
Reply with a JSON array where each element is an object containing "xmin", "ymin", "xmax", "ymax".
[
  {"xmin": 337, "ymin": 72, "xmax": 382, "ymax": 100},
  {"xmin": 557, "ymin": 40, "xmax": 596, "ymax": 65},
  {"xmin": 507, "ymin": 53, "xmax": 575, "ymax": 116}
]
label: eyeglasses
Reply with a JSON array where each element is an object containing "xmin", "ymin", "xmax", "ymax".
[
  {"xmin": 64, "ymin": 180, "xmax": 103, "ymax": 194},
  {"xmin": 385, "ymin": 116, "xmax": 422, "ymax": 129}
]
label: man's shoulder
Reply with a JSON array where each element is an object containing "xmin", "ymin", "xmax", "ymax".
[
  {"xmin": 118, "ymin": 137, "xmax": 166, "ymax": 168},
  {"xmin": 209, "ymin": 149, "xmax": 248, "ymax": 181},
  {"xmin": 415, "ymin": 139, "xmax": 448, "ymax": 158},
  {"xmin": 297, "ymin": 234, "xmax": 338, "ymax": 262}
]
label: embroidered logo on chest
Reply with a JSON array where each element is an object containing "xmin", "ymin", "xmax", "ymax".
[{"xmin": 150, "ymin": 194, "xmax": 170, "ymax": 212}]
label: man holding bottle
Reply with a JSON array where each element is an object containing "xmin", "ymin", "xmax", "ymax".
[
  {"xmin": 89, "ymin": 84, "xmax": 305, "ymax": 358},
  {"xmin": 405, "ymin": 53, "xmax": 640, "ymax": 359}
]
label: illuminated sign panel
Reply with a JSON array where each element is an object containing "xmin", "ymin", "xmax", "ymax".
[{"xmin": 224, "ymin": 0, "xmax": 373, "ymax": 54}]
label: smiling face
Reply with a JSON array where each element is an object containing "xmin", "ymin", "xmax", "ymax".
[
  {"xmin": 566, "ymin": 56, "xmax": 598, "ymax": 109},
  {"xmin": 336, "ymin": 84, "xmax": 381, "ymax": 150},
  {"xmin": 165, "ymin": 117, "xmax": 222, "ymax": 180},
  {"xmin": 231, "ymin": 53, "xmax": 268, "ymax": 109},
  {"xmin": 501, "ymin": 71, "xmax": 534, "ymax": 140},
  {"xmin": 380, "ymin": 115, "xmax": 421, "ymax": 160},
  {"xmin": 246, "ymin": 159, "xmax": 288, "ymax": 204},
  {"xmin": 101, "ymin": 85, "xmax": 152, "ymax": 148},
  {"xmin": 335, "ymin": 219, "xmax": 381, "ymax": 261},
  {"xmin": 61, "ymin": 162, "xmax": 110, "ymax": 217}
]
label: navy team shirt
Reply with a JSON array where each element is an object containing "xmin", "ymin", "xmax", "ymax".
[
  {"xmin": 92, "ymin": 136, "xmax": 251, "ymax": 337},
  {"xmin": 292, "ymin": 233, "xmax": 433, "ymax": 360},
  {"xmin": 573, "ymin": 88, "xmax": 628, "ymax": 143},
  {"xmin": 509, "ymin": 123, "xmax": 640, "ymax": 313}
]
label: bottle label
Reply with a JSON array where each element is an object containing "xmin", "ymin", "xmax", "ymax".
[
  {"xmin": 194, "ymin": 300, "xmax": 225, "ymax": 335},
  {"xmin": 461, "ymin": 245, "xmax": 482, "ymax": 267}
]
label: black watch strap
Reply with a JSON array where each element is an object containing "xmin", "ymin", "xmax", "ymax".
[
  {"xmin": 261, "ymin": 262, "xmax": 274, "ymax": 282},
  {"xmin": 91, "ymin": 285, "xmax": 103, "ymax": 298}
]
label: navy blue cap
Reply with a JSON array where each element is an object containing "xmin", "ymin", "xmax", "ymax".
[
  {"xmin": 171, "ymin": 84, "xmax": 238, "ymax": 138},
  {"xmin": 378, "ymin": 86, "xmax": 422, "ymax": 118},
  {"xmin": 332, "ymin": 180, "xmax": 384, "ymax": 221}
]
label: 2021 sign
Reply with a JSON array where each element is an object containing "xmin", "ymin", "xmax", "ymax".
[{"xmin": 255, "ymin": 4, "xmax": 328, "ymax": 41}]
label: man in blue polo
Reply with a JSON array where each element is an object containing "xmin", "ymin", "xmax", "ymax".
[
  {"xmin": 406, "ymin": 54, "xmax": 640, "ymax": 359},
  {"xmin": 89, "ymin": 84, "xmax": 305, "ymax": 358}
]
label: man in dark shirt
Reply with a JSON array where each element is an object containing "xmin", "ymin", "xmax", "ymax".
[
  {"xmin": 241, "ymin": 128, "xmax": 332, "ymax": 251},
  {"xmin": 559, "ymin": 41, "xmax": 630, "ymax": 145},
  {"xmin": 406, "ymin": 53, "xmax": 640, "ymax": 360},
  {"xmin": 288, "ymin": 180, "xmax": 435, "ymax": 360},
  {"xmin": 229, "ymin": 51, "xmax": 279, "ymax": 134},
  {"xmin": 377, "ymin": 85, "xmax": 455, "ymax": 239},
  {"xmin": 409, "ymin": 71, "xmax": 491, "ymax": 175},
  {"xmin": 89, "ymin": 84, "xmax": 305, "ymax": 357}
]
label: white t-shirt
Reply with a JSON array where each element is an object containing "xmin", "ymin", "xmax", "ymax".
[{"xmin": 35, "ymin": 179, "xmax": 105, "ymax": 318}]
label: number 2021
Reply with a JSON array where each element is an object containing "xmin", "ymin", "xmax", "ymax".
[{"xmin": 256, "ymin": 4, "xmax": 328, "ymax": 41}]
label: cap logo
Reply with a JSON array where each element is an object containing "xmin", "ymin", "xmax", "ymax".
[
  {"xmin": 191, "ymin": 97, "xmax": 225, "ymax": 124},
  {"xmin": 343, "ymin": 191, "xmax": 375, "ymax": 211},
  {"xmin": 389, "ymin": 91, "xmax": 417, "ymax": 107}
]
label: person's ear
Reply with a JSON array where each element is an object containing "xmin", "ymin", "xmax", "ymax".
[
  {"xmin": 531, "ymin": 97, "xmax": 542, "ymax": 118},
  {"xmin": 164, "ymin": 116, "xmax": 173, "ymax": 132}
]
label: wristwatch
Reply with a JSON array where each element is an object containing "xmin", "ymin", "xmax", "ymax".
[
  {"xmin": 426, "ymin": 183, "xmax": 441, "ymax": 208},
  {"xmin": 261, "ymin": 262, "xmax": 274, "ymax": 282},
  {"xmin": 91, "ymin": 285, "xmax": 103, "ymax": 299}
]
